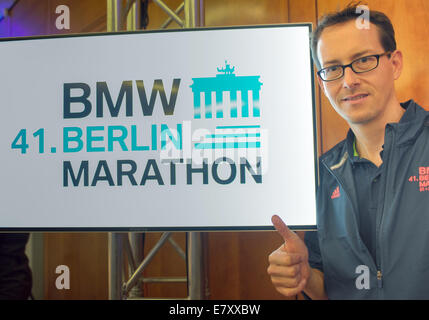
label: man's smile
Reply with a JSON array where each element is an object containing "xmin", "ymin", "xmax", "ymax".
[{"xmin": 341, "ymin": 93, "xmax": 370, "ymax": 103}]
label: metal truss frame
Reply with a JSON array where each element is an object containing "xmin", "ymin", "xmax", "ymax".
[{"xmin": 106, "ymin": 0, "xmax": 206, "ymax": 300}]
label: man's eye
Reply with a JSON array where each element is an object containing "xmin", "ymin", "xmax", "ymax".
[
  {"xmin": 359, "ymin": 57, "xmax": 369, "ymax": 63},
  {"xmin": 326, "ymin": 66, "xmax": 339, "ymax": 72}
]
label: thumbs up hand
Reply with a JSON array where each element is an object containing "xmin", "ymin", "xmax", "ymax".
[{"xmin": 267, "ymin": 215, "xmax": 311, "ymax": 297}]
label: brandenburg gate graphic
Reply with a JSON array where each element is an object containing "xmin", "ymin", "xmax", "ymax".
[{"xmin": 190, "ymin": 62, "xmax": 263, "ymax": 119}]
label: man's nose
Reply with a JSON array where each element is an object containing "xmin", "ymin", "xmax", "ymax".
[{"xmin": 342, "ymin": 66, "xmax": 360, "ymax": 88}]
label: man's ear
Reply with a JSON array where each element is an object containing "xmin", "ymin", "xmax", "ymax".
[{"xmin": 390, "ymin": 50, "xmax": 403, "ymax": 80}]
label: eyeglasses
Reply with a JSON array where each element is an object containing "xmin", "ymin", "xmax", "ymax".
[{"xmin": 317, "ymin": 52, "xmax": 392, "ymax": 82}]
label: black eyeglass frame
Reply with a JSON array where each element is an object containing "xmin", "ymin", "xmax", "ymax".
[{"xmin": 317, "ymin": 51, "xmax": 392, "ymax": 82}]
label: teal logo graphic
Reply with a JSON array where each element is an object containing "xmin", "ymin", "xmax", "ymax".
[
  {"xmin": 194, "ymin": 125, "xmax": 261, "ymax": 150},
  {"xmin": 190, "ymin": 61, "xmax": 263, "ymax": 119},
  {"xmin": 189, "ymin": 62, "xmax": 263, "ymax": 151}
]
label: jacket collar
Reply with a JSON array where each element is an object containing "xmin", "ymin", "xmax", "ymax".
[
  {"xmin": 393, "ymin": 100, "xmax": 429, "ymax": 146},
  {"xmin": 321, "ymin": 100, "xmax": 429, "ymax": 169}
]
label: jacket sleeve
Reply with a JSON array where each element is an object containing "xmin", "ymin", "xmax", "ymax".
[
  {"xmin": 304, "ymin": 157, "xmax": 324, "ymax": 273},
  {"xmin": 304, "ymin": 230, "xmax": 323, "ymax": 272}
]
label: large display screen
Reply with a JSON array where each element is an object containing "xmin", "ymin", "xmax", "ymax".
[{"xmin": 0, "ymin": 25, "xmax": 317, "ymax": 231}]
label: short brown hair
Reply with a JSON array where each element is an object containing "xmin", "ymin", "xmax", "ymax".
[{"xmin": 311, "ymin": 1, "xmax": 397, "ymax": 69}]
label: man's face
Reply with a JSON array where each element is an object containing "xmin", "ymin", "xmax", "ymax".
[{"xmin": 317, "ymin": 20, "xmax": 402, "ymax": 126}]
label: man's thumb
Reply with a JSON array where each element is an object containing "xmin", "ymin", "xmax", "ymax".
[{"xmin": 272, "ymin": 215, "xmax": 295, "ymax": 241}]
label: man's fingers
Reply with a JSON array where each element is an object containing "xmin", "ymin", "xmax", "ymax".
[
  {"xmin": 296, "ymin": 277, "xmax": 308, "ymax": 294},
  {"xmin": 269, "ymin": 215, "xmax": 309, "ymax": 298},
  {"xmin": 277, "ymin": 287, "xmax": 303, "ymax": 298},
  {"xmin": 271, "ymin": 274, "xmax": 308, "ymax": 297},
  {"xmin": 269, "ymin": 250, "xmax": 302, "ymax": 266},
  {"xmin": 267, "ymin": 263, "xmax": 301, "ymax": 278},
  {"xmin": 272, "ymin": 215, "xmax": 295, "ymax": 241},
  {"xmin": 270, "ymin": 274, "xmax": 302, "ymax": 288}
]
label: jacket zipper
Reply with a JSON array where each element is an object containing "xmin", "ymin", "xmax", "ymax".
[
  {"xmin": 377, "ymin": 270, "xmax": 383, "ymax": 288},
  {"xmin": 375, "ymin": 125, "xmax": 396, "ymax": 292},
  {"xmin": 322, "ymin": 159, "xmax": 378, "ymax": 267}
]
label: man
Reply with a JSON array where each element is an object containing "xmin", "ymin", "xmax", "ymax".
[{"xmin": 267, "ymin": 4, "xmax": 429, "ymax": 299}]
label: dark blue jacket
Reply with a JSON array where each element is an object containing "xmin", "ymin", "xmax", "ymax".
[{"xmin": 306, "ymin": 100, "xmax": 429, "ymax": 299}]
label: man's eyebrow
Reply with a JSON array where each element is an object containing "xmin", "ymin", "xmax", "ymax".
[{"xmin": 322, "ymin": 50, "xmax": 373, "ymax": 66}]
